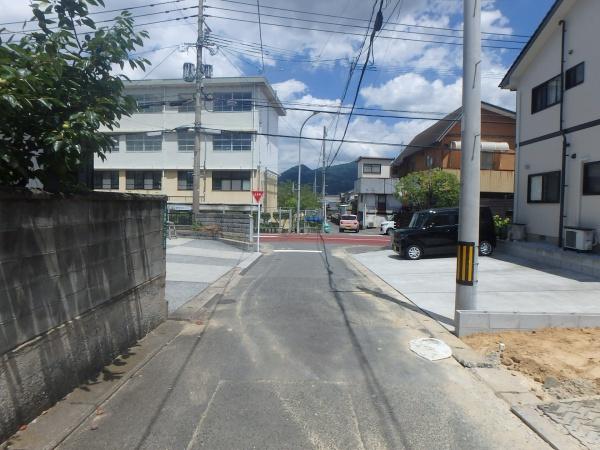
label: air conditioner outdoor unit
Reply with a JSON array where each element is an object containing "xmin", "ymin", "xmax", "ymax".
[{"xmin": 563, "ymin": 227, "xmax": 595, "ymax": 251}]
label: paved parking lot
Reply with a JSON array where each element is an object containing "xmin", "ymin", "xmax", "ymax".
[{"xmin": 353, "ymin": 249, "xmax": 600, "ymax": 332}]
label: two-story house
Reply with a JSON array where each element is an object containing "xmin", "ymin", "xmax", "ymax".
[
  {"xmin": 94, "ymin": 77, "xmax": 285, "ymax": 213},
  {"xmin": 391, "ymin": 102, "xmax": 516, "ymax": 217},
  {"xmin": 500, "ymin": 0, "xmax": 600, "ymax": 248},
  {"xmin": 353, "ymin": 157, "xmax": 402, "ymax": 228}
]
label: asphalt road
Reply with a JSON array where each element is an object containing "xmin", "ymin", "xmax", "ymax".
[{"xmin": 58, "ymin": 238, "xmax": 545, "ymax": 450}]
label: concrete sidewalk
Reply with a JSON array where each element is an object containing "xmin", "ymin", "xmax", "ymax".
[
  {"xmin": 166, "ymin": 238, "xmax": 259, "ymax": 313},
  {"xmin": 352, "ymin": 250, "xmax": 600, "ymax": 333}
]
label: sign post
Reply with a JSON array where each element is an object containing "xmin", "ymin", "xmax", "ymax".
[{"xmin": 252, "ymin": 190, "xmax": 264, "ymax": 252}]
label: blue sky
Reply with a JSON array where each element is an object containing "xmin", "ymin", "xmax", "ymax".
[{"xmin": 3, "ymin": 0, "xmax": 557, "ymax": 171}]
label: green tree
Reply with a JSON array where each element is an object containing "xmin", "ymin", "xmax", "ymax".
[
  {"xmin": 0, "ymin": 0, "xmax": 149, "ymax": 191},
  {"xmin": 277, "ymin": 181, "xmax": 320, "ymax": 210},
  {"xmin": 395, "ymin": 169, "xmax": 460, "ymax": 209}
]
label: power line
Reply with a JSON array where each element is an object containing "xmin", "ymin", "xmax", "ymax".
[
  {"xmin": 0, "ymin": 0, "xmax": 193, "ymax": 27},
  {"xmin": 256, "ymin": 0, "xmax": 265, "ymax": 72},
  {"xmin": 328, "ymin": 0, "xmax": 384, "ymax": 168},
  {"xmin": 204, "ymin": 14, "xmax": 525, "ymax": 50},
  {"xmin": 142, "ymin": 47, "xmax": 179, "ymax": 79},
  {"xmin": 207, "ymin": 0, "xmax": 531, "ymax": 38},
  {"xmin": 204, "ymin": 4, "xmax": 528, "ymax": 45}
]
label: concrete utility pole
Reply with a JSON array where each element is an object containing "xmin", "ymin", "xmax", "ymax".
[
  {"xmin": 321, "ymin": 126, "xmax": 327, "ymax": 220},
  {"xmin": 455, "ymin": 0, "xmax": 481, "ymax": 322},
  {"xmin": 192, "ymin": 0, "xmax": 204, "ymax": 217}
]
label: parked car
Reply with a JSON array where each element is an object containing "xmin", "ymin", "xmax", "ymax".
[
  {"xmin": 392, "ymin": 207, "xmax": 496, "ymax": 260},
  {"xmin": 379, "ymin": 220, "xmax": 395, "ymax": 235},
  {"xmin": 339, "ymin": 214, "xmax": 360, "ymax": 233}
]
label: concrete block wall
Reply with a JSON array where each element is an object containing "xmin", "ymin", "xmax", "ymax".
[
  {"xmin": 0, "ymin": 189, "xmax": 167, "ymax": 441},
  {"xmin": 196, "ymin": 210, "xmax": 252, "ymax": 242}
]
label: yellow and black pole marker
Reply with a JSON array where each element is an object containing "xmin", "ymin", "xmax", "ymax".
[{"xmin": 456, "ymin": 242, "xmax": 476, "ymax": 286}]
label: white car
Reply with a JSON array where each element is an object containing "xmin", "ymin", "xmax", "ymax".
[{"xmin": 379, "ymin": 220, "xmax": 395, "ymax": 235}]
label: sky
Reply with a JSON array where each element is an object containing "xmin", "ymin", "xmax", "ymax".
[{"xmin": 2, "ymin": 0, "xmax": 556, "ymax": 172}]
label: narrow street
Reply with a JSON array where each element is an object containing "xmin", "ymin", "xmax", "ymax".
[{"xmin": 55, "ymin": 237, "xmax": 545, "ymax": 449}]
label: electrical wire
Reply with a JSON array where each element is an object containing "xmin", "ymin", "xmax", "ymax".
[
  {"xmin": 142, "ymin": 47, "xmax": 179, "ymax": 79},
  {"xmin": 204, "ymin": 4, "xmax": 529, "ymax": 45},
  {"xmin": 206, "ymin": 0, "xmax": 531, "ymax": 39},
  {"xmin": 256, "ymin": 0, "xmax": 265, "ymax": 73},
  {"xmin": 204, "ymin": 14, "xmax": 524, "ymax": 51}
]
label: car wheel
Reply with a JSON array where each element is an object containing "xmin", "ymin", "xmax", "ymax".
[
  {"xmin": 479, "ymin": 240, "xmax": 494, "ymax": 256},
  {"xmin": 355, "ymin": 229, "xmax": 359, "ymax": 233},
  {"xmin": 405, "ymin": 244, "xmax": 423, "ymax": 260},
  {"xmin": 386, "ymin": 228, "xmax": 394, "ymax": 236}
]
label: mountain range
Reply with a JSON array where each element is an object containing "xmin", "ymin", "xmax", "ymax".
[{"xmin": 278, "ymin": 161, "xmax": 357, "ymax": 195}]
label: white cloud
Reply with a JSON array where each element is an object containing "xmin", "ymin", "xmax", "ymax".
[{"xmin": 272, "ymin": 79, "xmax": 308, "ymax": 101}]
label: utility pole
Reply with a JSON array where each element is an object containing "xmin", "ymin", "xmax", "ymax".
[
  {"xmin": 455, "ymin": 0, "xmax": 481, "ymax": 326},
  {"xmin": 321, "ymin": 126, "xmax": 327, "ymax": 220},
  {"xmin": 192, "ymin": 0, "xmax": 204, "ymax": 218}
]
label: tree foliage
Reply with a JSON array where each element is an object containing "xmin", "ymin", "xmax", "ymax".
[
  {"xmin": 0, "ymin": 0, "xmax": 149, "ymax": 191},
  {"xmin": 395, "ymin": 169, "xmax": 460, "ymax": 210},
  {"xmin": 277, "ymin": 181, "xmax": 320, "ymax": 210}
]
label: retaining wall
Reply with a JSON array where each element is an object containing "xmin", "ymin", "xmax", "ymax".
[{"xmin": 0, "ymin": 189, "xmax": 167, "ymax": 441}]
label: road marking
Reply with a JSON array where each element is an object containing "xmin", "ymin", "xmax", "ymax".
[{"xmin": 272, "ymin": 250, "xmax": 323, "ymax": 253}]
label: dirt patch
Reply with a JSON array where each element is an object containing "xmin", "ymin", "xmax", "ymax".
[{"xmin": 464, "ymin": 328, "xmax": 600, "ymax": 399}]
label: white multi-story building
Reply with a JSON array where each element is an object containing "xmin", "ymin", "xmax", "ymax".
[
  {"xmin": 500, "ymin": 0, "xmax": 600, "ymax": 247},
  {"xmin": 353, "ymin": 157, "xmax": 402, "ymax": 228},
  {"xmin": 94, "ymin": 77, "xmax": 285, "ymax": 212}
]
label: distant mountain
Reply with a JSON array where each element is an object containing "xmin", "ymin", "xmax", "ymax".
[{"xmin": 279, "ymin": 161, "xmax": 357, "ymax": 195}]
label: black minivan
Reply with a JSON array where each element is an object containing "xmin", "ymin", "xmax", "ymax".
[{"xmin": 392, "ymin": 207, "xmax": 496, "ymax": 260}]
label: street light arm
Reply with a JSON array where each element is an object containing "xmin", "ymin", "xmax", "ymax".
[{"xmin": 296, "ymin": 111, "xmax": 320, "ymax": 233}]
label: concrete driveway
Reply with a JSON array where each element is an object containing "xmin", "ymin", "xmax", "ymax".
[{"xmin": 352, "ymin": 250, "xmax": 600, "ymax": 332}]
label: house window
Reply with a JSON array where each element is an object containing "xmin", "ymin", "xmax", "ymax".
[
  {"xmin": 363, "ymin": 163, "xmax": 381, "ymax": 174},
  {"xmin": 132, "ymin": 93, "xmax": 163, "ymax": 113},
  {"xmin": 481, "ymin": 151, "xmax": 494, "ymax": 170},
  {"xmin": 565, "ymin": 62, "xmax": 585, "ymax": 90},
  {"xmin": 177, "ymin": 171, "xmax": 194, "ymax": 190},
  {"xmin": 212, "ymin": 171, "xmax": 251, "ymax": 191},
  {"xmin": 125, "ymin": 171, "xmax": 162, "ymax": 190},
  {"xmin": 213, "ymin": 131, "xmax": 252, "ymax": 151},
  {"xmin": 94, "ymin": 170, "xmax": 119, "ymax": 190},
  {"xmin": 583, "ymin": 161, "xmax": 600, "ymax": 195},
  {"xmin": 126, "ymin": 133, "xmax": 162, "ymax": 152},
  {"xmin": 528, "ymin": 171, "xmax": 561, "ymax": 203},
  {"xmin": 177, "ymin": 130, "xmax": 195, "ymax": 152},
  {"xmin": 212, "ymin": 92, "xmax": 252, "ymax": 112},
  {"xmin": 531, "ymin": 75, "xmax": 562, "ymax": 114}
]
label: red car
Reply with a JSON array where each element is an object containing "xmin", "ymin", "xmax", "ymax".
[{"xmin": 339, "ymin": 214, "xmax": 360, "ymax": 233}]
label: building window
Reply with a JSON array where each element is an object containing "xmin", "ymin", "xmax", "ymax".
[
  {"xmin": 363, "ymin": 163, "xmax": 381, "ymax": 174},
  {"xmin": 213, "ymin": 131, "xmax": 252, "ymax": 151},
  {"xmin": 177, "ymin": 171, "xmax": 194, "ymax": 190},
  {"xmin": 531, "ymin": 75, "xmax": 561, "ymax": 114},
  {"xmin": 565, "ymin": 62, "xmax": 585, "ymax": 90},
  {"xmin": 126, "ymin": 133, "xmax": 163, "ymax": 152},
  {"xmin": 212, "ymin": 92, "xmax": 252, "ymax": 112},
  {"xmin": 177, "ymin": 130, "xmax": 195, "ymax": 152},
  {"xmin": 125, "ymin": 171, "xmax": 162, "ymax": 190},
  {"xmin": 109, "ymin": 136, "xmax": 119, "ymax": 152},
  {"xmin": 481, "ymin": 151, "xmax": 494, "ymax": 170},
  {"xmin": 94, "ymin": 170, "xmax": 119, "ymax": 190},
  {"xmin": 177, "ymin": 95, "xmax": 195, "ymax": 113},
  {"xmin": 132, "ymin": 93, "xmax": 163, "ymax": 113},
  {"xmin": 583, "ymin": 161, "xmax": 600, "ymax": 195},
  {"xmin": 528, "ymin": 171, "xmax": 560, "ymax": 203},
  {"xmin": 212, "ymin": 171, "xmax": 251, "ymax": 191}
]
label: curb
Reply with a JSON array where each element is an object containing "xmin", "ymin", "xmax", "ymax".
[
  {"xmin": 345, "ymin": 249, "xmax": 589, "ymax": 450},
  {"xmin": 238, "ymin": 252, "xmax": 262, "ymax": 275},
  {"xmin": 3, "ymin": 266, "xmax": 246, "ymax": 450}
]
